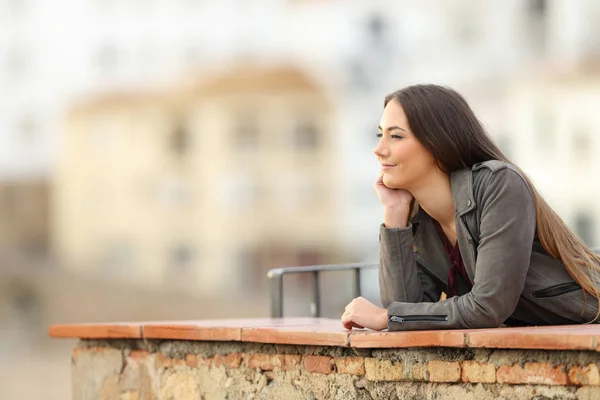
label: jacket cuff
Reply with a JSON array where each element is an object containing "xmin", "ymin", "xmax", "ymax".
[
  {"xmin": 386, "ymin": 300, "xmax": 454, "ymax": 331},
  {"xmin": 379, "ymin": 223, "xmax": 413, "ymax": 244}
]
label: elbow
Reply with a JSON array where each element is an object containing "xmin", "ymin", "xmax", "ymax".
[
  {"xmin": 463, "ymin": 298, "xmax": 514, "ymax": 329},
  {"xmin": 471, "ymin": 313, "xmax": 505, "ymax": 329}
]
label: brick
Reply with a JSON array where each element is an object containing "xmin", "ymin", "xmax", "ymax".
[
  {"xmin": 213, "ymin": 353, "xmax": 242, "ymax": 368},
  {"xmin": 243, "ymin": 353, "xmax": 302, "ymax": 371},
  {"xmin": 568, "ymin": 364, "xmax": 600, "ymax": 386},
  {"xmin": 72, "ymin": 346, "xmax": 106, "ymax": 357},
  {"xmin": 155, "ymin": 353, "xmax": 184, "ymax": 369},
  {"xmin": 50, "ymin": 323, "xmax": 142, "ymax": 339},
  {"xmin": 244, "ymin": 354, "xmax": 276, "ymax": 371},
  {"xmin": 350, "ymin": 330, "xmax": 466, "ymax": 349},
  {"xmin": 428, "ymin": 361, "xmax": 461, "ymax": 383},
  {"xmin": 405, "ymin": 362, "xmax": 427, "ymax": 381},
  {"xmin": 365, "ymin": 357, "xmax": 404, "ymax": 381},
  {"xmin": 466, "ymin": 326, "xmax": 598, "ymax": 351},
  {"xmin": 335, "ymin": 357, "xmax": 365, "ymax": 375},
  {"xmin": 303, "ymin": 356, "xmax": 334, "ymax": 374},
  {"xmin": 278, "ymin": 354, "xmax": 302, "ymax": 371},
  {"xmin": 497, "ymin": 362, "xmax": 567, "ymax": 385},
  {"xmin": 461, "ymin": 361, "xmax": 496, "ymax": 383},
  {"xmin": 129, "ymin": 350, "xmax": 150, "ymax": 364},
  {"xmin": 185, "ymin": 354, "xmax": 199, "ymax": 368}
]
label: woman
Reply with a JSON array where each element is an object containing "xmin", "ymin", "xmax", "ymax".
[{"xmin": 341, "ymin": 84, "xmax": 600, "ymax": 331}]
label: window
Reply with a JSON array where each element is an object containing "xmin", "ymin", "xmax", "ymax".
[
  {"xmin": 528, "ymin": 0, "xmax": 547, "ymax": 18},
  {"xmin": 232, "ymin": 115, "xmax": 259, "ymax": 150},
  {"xmin": 170, "ymin": 119, "xmax": 191, "ymax": 156},
  {"xmin": 95, "ymin": 44, "xmax": 119, "ymax": 74},
  {"xmin": 101, "ymin": 242, "xmax": 135, "ymax": 272},
  {"xmin": 527, "ymin": 0, "xmax": 548, "ymax": 55},
  {"xmin": 574, "ymin": 213, "xmax": 596, "ymax": 247},
  {"xmin": 218, "ymin": 175, "xmax": 260, "ymax": 208},
  {"xmin": 170, "ymin": 244, "xmax": 195, "ymax": 267},
  {"xmin": 572, "ymin": 126, "xmax": 591, "ymax": 161},
  {"xmin": 163, "ymin": 243, "xmax": 198, "ymax": 288},
  {"xmin": 366, "ymin": 14, "xmax": 386, "ymax": 47},
  {"xmin": 293, "ymin": 119, "xmax": 319, "ymax": 150}
]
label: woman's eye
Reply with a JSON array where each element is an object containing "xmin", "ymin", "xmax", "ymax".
[
  {"xmin": 391, "ymin": 134, "xmax": 403, "ymax": 139},
  {"xmin": 376, "ymin": 133, "xmax": 382, "ymax": 138}
]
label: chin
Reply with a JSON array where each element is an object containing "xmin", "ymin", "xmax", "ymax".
[{"xmin": 382, "ymin": 175, "xmax": 404, "ymax": 189}]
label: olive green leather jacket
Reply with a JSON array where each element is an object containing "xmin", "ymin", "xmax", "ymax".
[{"xmin": 380, "ymin": 160, "xmax": 599, "ymax": 331}]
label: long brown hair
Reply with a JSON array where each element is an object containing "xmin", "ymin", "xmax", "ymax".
[{"xmin": 385, "ymin": 84, "xmax": 600, "ymax": 320}]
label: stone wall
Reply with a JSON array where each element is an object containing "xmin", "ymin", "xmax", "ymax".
[{"xmin": 72, "ymin": 339, "xmax": 600, "ymax": 400}]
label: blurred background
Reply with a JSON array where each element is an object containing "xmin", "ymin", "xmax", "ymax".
[{"xmin": 1, "ymin": 0, "xmax": 600, "ymax": 398}]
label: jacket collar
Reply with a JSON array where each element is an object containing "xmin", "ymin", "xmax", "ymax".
[{"xmin": 450, "ymin": 167, "xmax": 477, "ymax": 217}]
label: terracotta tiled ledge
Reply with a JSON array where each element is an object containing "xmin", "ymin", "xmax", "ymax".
[
  {"xmin": 50, "ymin": 318, "xmax": 600, "ymax": 351},
  {"xmin": 51, "ymin": 319, "xmax": 600, "ymax": 399}
]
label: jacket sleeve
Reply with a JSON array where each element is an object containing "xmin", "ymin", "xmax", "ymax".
[
  {"xmin": 386, "ymin": 168, "xmax": 536, "ymax": 331},
  {"xmin": 379, "ymin": 224, "xmax": 442, "ymax": 308}
]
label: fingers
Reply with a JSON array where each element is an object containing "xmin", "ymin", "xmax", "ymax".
[
  {"xmin": 342, "ymin": 298, "xmax": 366, "ymax": 330},
  {"xmin": 374, "ymin": 170, "xmax": 384, "ymax": 187},
  {"xmin": 341, "ymin": 311, "xmax": 352, "ymax": 329},
  {"xmin": 341, "ymin": 316, "xmax": 365, "ymax": 330}
]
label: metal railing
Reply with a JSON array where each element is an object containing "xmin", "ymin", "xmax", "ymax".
[
  {"xmin": 267, "ymin": 263, "xmax": 378, "ymax": 318},
  {"xmin": 267, "ymin": 247, "xmax": 600, "ymax": 318}
]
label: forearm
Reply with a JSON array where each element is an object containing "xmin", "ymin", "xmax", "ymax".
[
  {"xmin": 379, "ymin": 223, "xmax": 424, "ymax": 307},
  {"xmin": 383, "ymin": 205, "xmax": 411, "ymax": 228}
]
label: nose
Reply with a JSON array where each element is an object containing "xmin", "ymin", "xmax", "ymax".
[{"xmin": 373, "ymin": 137, "xmax": 388, "ymax": 159}]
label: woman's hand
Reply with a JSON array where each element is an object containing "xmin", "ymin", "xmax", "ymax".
[
  {"xmin": 341, "ymin": 297, "xmax": 388, "ymax": 331},
  {"xmin": 374, "ymin": 170, "xmax": 413, "ymax": 207},
  {"xmin": 375, "ymin": 171, "xmax": 414, "ymax": 228}
]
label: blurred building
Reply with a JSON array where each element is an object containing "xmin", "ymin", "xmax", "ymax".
[
  {"xmin": 504, "ymin": 62, "xmax": 600, "ymax": 247},
  {"xmin": 53, "ymin": 65, "xmax": 342, "ymax": 295},
  {"xmin": 1, "ymin": 0, "xmax": 599, "ymax": 272}
]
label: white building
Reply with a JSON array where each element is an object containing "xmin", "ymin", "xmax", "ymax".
[
  {"xmin": 1, "ymin": 0, "xmax": 599, "ymax": 264},
  {"xmin": 504, "ymin": 64, "xmax": 600, "ymax": 247}
]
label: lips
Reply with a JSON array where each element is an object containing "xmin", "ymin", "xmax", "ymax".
[{"xmin": 380, "ymin": 164, "xmax": 396, "ymax": 169}]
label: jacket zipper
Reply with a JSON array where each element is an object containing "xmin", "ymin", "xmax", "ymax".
[
  {"xmin": 532, "ymin": 282, "xmax": 581, "ymax": 298},
  {"xmin": 389, "ymin": 315, "xmax": 448, "ymax": 323}
]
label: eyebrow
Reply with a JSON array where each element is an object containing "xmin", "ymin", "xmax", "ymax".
[{"xmin": 378, "ymin": 125, "xmax": 408, "ymax": 133}]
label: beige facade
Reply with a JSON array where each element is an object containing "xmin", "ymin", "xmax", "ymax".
[{"xmin": 53, "ymin": 66, "xmax": 341, "ymax": 295}]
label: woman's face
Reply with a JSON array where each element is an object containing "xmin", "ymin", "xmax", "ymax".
[{"xmin": 374, "ymin": 98, "xmax": 437, "ymax": 190}]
